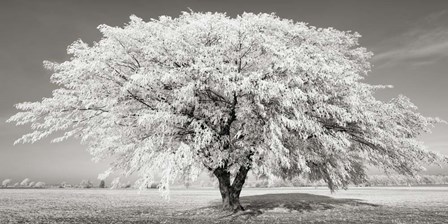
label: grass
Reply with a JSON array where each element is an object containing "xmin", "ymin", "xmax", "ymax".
[{"xmin": 0, "ymin": 186, "xmax": 447, "ymax": 223}]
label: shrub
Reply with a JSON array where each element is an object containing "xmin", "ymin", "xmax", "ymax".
[
  {"xmin": 268, "ymin": 177, "xmax": 292, "ymax": 188},
  {"xmin": 254, "ymin": 180, "xmax": 269, "ymax": 188},
  {"xmin": 59, "ymin": 181, "xmax": 67, "ymax": 188},
  {"xmin": 123, "ymin": 181, "xmax": 132, "ymax": 188},
  {"xmin": 149, "ymin": 182, "xmax": 159, "ymax": 189}
]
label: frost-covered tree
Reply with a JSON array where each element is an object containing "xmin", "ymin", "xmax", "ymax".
[
  {"xmin": 8, "ymin": 12, "xmax": 446, "ymax": 211},
  {"xmin": 2, "ymin": 179, "xmax": 11, "ymax": 188},
  {"xmin": 28, "ymin": 181, "xmax": 35, "ymax": 188},
  {"xmin": 20, "ymin": 178, "xmax": 30, "ymax": 187},
  {"xmin": 34, "ymin": 182, "xmax": 46, "ymax": 188},
  {"xmin": 80, "ymin": 180, "xmax": 93, "ymax": 189}
]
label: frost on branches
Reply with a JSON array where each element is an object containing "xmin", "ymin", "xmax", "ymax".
[{"xmin": 8, "ymin": 12, "xmax": 446, "ymax": 211}]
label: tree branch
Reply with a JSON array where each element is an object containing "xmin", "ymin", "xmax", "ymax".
[{"xmin": 126, "ymin": 90, "xmax": 155, "ymax": 110}]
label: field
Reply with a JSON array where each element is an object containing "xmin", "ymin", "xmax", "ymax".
[{"xmin": 0, "ymin": 187, "xmax": 447, "ymax": 223}]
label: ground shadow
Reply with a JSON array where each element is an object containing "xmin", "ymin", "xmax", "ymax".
[
  {"xmin": 181, "ymin": 192, "xmax": 379, "ymax": 221},
  {"xmin": 239, "ymin": 193, "xmax": 378, "ymax": 212}
]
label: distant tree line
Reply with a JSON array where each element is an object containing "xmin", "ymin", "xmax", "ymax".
[
  {"xmin": 1, "ymin": 178, "xmax": 107, "ymax": 189},
  {"xmin": 3, "ymin": 175, "xmax": 447, "ymax": 189},
  {"xmin": 365, "ymin": 175, "xmax": 448, "ymax": 186},
  {"xmin": 242, "ymin": 175, "xmax": 448, "ymax": 188},
  {"xmin": 1, "ymin": 178, "xmax": 46, "ymax": 188}
]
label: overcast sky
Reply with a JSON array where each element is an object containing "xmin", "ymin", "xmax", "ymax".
[{"xmin": 1, "ymin": 0, "xmax": 447, "ymax": 184}]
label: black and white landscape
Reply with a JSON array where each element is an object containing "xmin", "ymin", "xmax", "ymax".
[{"xmin": 1, "ymin": 0, "xmax": 448, "ymax": 223}]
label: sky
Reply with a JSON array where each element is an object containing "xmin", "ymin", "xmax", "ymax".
[{"xmin": 1, "ymin": 0, "xmax": 447, "ymax": 185}]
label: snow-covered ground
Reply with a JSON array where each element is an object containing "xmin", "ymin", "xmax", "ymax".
[{"xmin": 0, "ymin": 187, "xmax": 447, "ymax": 223}]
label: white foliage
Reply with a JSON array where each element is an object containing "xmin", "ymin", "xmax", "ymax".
[
  {"xmin": 2, "ymin": 179, "xmax": 11, "ymax": 187},
  {"xmin": 20, "ymin": 178, "xmax": 30, "ymax": 187},
  {"xmin": 34, "ymin": 182, "xmax": 46, "ymax": 188},
  {"xmin": 8, "ymin": 12, "xmax": 446, "ymax": 194},
  {"xmin": 79, "ymin": 180, "xmax": 93, "ymax": 188}
]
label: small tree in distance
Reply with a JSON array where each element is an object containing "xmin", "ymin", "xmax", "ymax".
[
  {"xmin": 2, "ymin": 179, "xmax": 11, "ymax": 188},
  {"xmin": 34, "ymin": 182, "xmax": 46, "ymax": 188},
  {"xmin": 20, "ymin": 178, "xmax": 30, "ymax": 187},
  {"xmin": 99, "ymin": 180, "xmax": 106, "ymax": 188},
  {"xmin": 8, "ymin": 12, "xmax": 447, "ymax": 211},
  {"xmin": 80, "ymin": 180, "xmax": 93, "ymax": 189}
]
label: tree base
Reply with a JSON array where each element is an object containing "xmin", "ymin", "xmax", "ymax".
[
  {"xmin": 222, "ymin": 203, "xmax": 245, "ymax": 213},
  {"xmin": 214, "ymin": 166, "xmax": 250, "ymax": 213}
]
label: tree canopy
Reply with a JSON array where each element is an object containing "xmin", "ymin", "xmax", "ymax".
[{"xmin": 8, "ymin": 12, "xmax": 446, "ymax": 209}]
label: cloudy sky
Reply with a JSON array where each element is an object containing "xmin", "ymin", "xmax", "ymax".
[{"xmin": 1, "ymin": 0, "xmax": 447, "ymax": 184}]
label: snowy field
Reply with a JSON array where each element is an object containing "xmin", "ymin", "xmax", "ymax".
[{"xmin": 0, "ymin": 187, "xmax": 447, "ymax": 223}]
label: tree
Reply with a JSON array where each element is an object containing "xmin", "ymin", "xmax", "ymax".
[
  {"xmin": 80, "ymin": 180, "xmax": 93, "ymax": 188},
  {"xmin": 99, "ymin": 180, "xmax": 106, "ymax": 188},
  {"xmin": 59, "ymin": 181, "xmax": 68, "ymax": 188},
  {"xmin": 34, "ymin": 182, "xmax": 46, "ymax": 188},
  {"xmin": 2, "ymin": 179, "xmax": 11, "ymax": 188},
  {"xmin": 20, "ymin": 178, "xmax": 30, "ymax": 187},
  {"xmin": 7, "ymin": 12, "xmax": 447, "ymax": 212}
]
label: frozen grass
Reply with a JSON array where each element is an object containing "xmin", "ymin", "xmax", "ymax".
[{"xmin": 0, "ymin": 187, "xmax": 447, "ymax": 223}]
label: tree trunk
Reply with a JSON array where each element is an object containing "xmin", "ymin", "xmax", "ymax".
[{"xmin": 214, "ymin": 166, "xmax": 250, "ymax": 212}]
